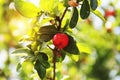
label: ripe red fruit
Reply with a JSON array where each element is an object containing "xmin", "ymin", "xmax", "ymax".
[
  {"xmin": 53, "ymin": 33, "xmax": 69, "ymax": 49},
  {"xmin": 105, "ymin": 9, "xmax": 115, "ymax": 18}
]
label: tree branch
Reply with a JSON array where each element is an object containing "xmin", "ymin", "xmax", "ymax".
[
  {"xmin": 53, "ymin": 48, "xmax": 57, "ymax": 80},
  {"xmin": 60, "ymin": 7, "xmax": 68, "ymax": 22},
  {"xmin": 52, "ymin": 7, "xmax": 68, "ymax": 80},
  {"xmin": 57, "ymin": 7, "xmax": 68, "ymax": 30}
]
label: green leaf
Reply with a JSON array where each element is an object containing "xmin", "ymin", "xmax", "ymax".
[
  {"xmin": 39, "ymin": 25, "xmax": 58, "ymax": 42},
  {"xmin": 69, "ymin": 7, "xmax": 78, "ymax": 28},
  {"xmin": 40, "ymin": 0, "xmax": 53, "ymax": 12},
  {"xmin": 39, "ymin": 25, "xmax": 58, "ymax": 34},
  {"xmin": 37, "ymin": 52, "xmax": 48, "ymax": 61},
  {"xmin": 80, "ymin": 0, "xmax": 90, "ymax": 19},
  {"xmin": 39, "ymin": 0, "xmax": 61, "ymax": 21},
  {"xmin": 42, "ymin": 61, "xmax": 50, "ymax": 69},
  {"xmin": 91, "ymin": 10, "xmax": 106, "ymax": 23},
  {"xmin": 14, "ymin": 0, "xmax": 40, "ymax": 18},
  {"xmin": 12, "ymin": 48, "xmax": 33, "ymax": 56},
  {"xmin": 22, "ymin": 61, "xmax": 34, "ymax": 74},
  {"xmin": 36, "ymin": 52, "xmax": 50, "ymax": 68},
  {"xmin": 71, "ymin": 55, "xmax": 79, "ymax": 62},
  {"xmin": 40, "ymin": 34, "xmax": 54, "ymax": 42},
  {"xmin": 77, "ymin": 43, "xmax": 92, "ymax": 54},
  {"xmin": 16, "ymin": 63, "xmax": 22, "ymax": 71},
  {"xmin": 41, "ymin": 53, "xmax": 49, "ymax": 61},
  {"xmin": 34, "ymin": 60, "xmax": 46, "ymax": 79},
  {"xmin": 64, "ymin": 35, "xmax": 79, "ymax": 55},
  {"xmin": 90, "ymin": 0, "xmax": 98, "ymax": 10},
  {"xmin": 77, "ymin": 0, "xmax": 82, "ymax": 3}
]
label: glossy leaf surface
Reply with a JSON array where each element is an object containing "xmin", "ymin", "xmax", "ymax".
[
  {"xmin": 90, "ymin": 0, "xmax": 98, "ymax": 10},
  {"xmin": 80, "ymin": 0, "xmax": 90, "ymax": 19},
  {"xmin": 39, "ymin": 25, "xmax": 58, "ymax": 42},
  {"xmin": 69, "ymin": 7, "xmax": 78, "ymax": 28},
  {"xmin": 64, "ymin": 35, "xmax": 79, "ymax": 55}
]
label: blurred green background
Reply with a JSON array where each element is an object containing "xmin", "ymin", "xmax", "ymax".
[{"xmin": 0, "ymin": 0, "xmax": 120, "ymax": 80}]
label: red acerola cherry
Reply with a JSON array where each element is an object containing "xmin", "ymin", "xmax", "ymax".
[
  {"xmin": 105, "ymin": 9, "xmax": 116, "ymax": 18},
  {"xmin": 53, "ymin": 33, "xmax": 69, "ymax": 49}
]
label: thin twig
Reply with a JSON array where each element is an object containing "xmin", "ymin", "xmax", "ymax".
[
  {"xmin": 47, "ymin": 45, "xmax": 57, "ymax": 80},
  {"xmin": 47, "ymin": 45, "xmax": 53, "ymax": 51},
  {"xmin": 60, "ymin": 7, "xmax": 68, "ymax": 22},
  {"xmin": 58, "ymin": 7, "xmax": 68, "ymax": 30},
  {"xmin": 53, "ymin": 48, "xmax": 57, "ymax": 80}
]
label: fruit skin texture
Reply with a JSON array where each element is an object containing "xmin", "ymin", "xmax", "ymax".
[
  {"xmin": 105, "ymin": 10, "xmax": 116, "ymax": 18},
  {"xmin": 53, "ymin": 33, "xmax": 69, "ymax": 49}
]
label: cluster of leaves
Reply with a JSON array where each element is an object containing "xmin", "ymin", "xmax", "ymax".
[
  {"xmin": 12, "ymin": 0, "xmax": 105, "ymax": 79},
  {"xmin": 66, "ymin": 0, "xmax": 105, "ymax": 28}
]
